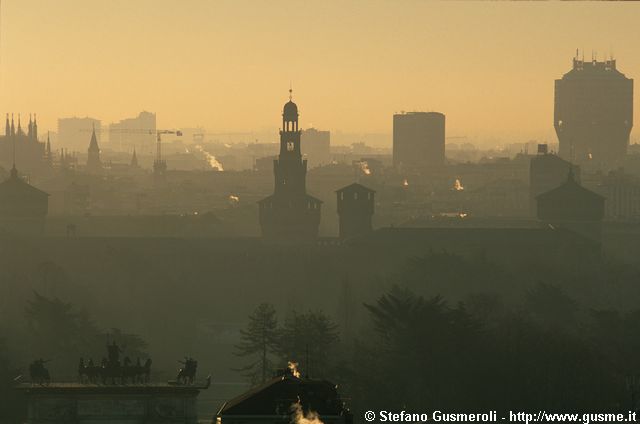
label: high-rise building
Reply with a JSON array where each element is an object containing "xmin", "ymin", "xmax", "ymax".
[
  {"xmin": 393, "ymin": 112, "xmax": 445, "ymax": 172},
  {"xmin": 554, "ymin": 54, "xmax": 633, "ymax": 170},
  {"xmin": 58, "ymin": 117, "xmax": 101, "ymax": 152},
  {"xmin": 301, "ymin": 128, "xmax": 330, "ymax": 168},
  {"xmin": 109, "ymin": 111, "xmax": 156, "ymax": 153},
  {"xmin": 258, "ymin": 91, "xmax": 322, "ymax": 241}
]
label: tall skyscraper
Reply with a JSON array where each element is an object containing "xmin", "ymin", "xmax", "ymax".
[
  {"xmin": 258, "ymin": 91, "xmax": 322, "ymax": 241},
  {"xmin": 393, "ymin": 112, "xmax": 445, "ymax": 172},
  {"xmin": 554, "ymin": 54, "xmax": 633, "ymax": 170},
  {"xmin": 301, "ymin": 128, "xmax": 331, "ymax": 168}
]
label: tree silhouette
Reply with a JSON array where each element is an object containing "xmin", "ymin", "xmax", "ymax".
[
  {"xmin": 279, "ymin": 310, "xmax": 339, "ymax": 378},
  {"xmin": 234, "ymin": 303, "xmax": 280, "ymax": 384}
]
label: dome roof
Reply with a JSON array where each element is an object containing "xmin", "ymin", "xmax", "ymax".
[{"xmin": 283, "ymin": 100, "xmax": 298, "ymax": 121}]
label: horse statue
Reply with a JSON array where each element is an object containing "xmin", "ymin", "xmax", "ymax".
[
  {"xmin": 176, "ymin": 357, "xmax": 197, "ymax": 385},
  {"xmin": 29, "ymin": 359, "xmax": 51, "ymax": 385}
]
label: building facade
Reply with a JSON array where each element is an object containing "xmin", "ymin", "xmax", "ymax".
[
  {"xmin": 258, "ymin": 92, "xmax": 322, "ymax": 242},
  {"xmin": 58, "ymin": 117, "xmax": 101, "ymax": 152},
  {"xmin": 109, "ymin": 111, "xmax": 156, "ymax": 153},
  {"xmin": 393, "ymin": 111, "xmax": 445, "ymax": 172},
  {"xmin": 301, "ymin": 128, "xmax": 331, "ymax": 168},
  {"xmin": 554, "ymin": 55, "xmax": 633, "ymax": 170}
]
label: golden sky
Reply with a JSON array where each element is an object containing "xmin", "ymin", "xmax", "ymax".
[{"xmin": 0, "ymin": 0, "xmax": 638, "ymax": 145}]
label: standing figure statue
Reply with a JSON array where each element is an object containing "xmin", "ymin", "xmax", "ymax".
[
  {"xmin": 176, "ymin": 356, "xmax": 197, "ymax": 385},
  {"xmin": 107, "ymin": 341, "xmax": 122, "ymax": 366},
  {"xmin": 29, "ymin": 359, "xmax": 51, "ymax": 385}
]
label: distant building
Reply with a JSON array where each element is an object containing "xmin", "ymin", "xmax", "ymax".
[
  {"xmin": 109, "ymin": 111, "xmax": 156, "ymax": 153},
  {"xmin": 599, "ymin": 169, "xmax": 640, "ymax": 220},
  {"xmin": 258, "ymin": 91, "xmax": 322, "ymax": 242},
  {"xmin": 217, "ymin": 367, "xmax": 352, "ymax": 424},
  {"xmin": 536, "ymin": 171, "xmax": 605, "ymax": 240},
  {"xmin": 0, "ymin": 165, "xmax": 49, "ymax": 235},
  {"xmin": 0, "ymin": 114, "xmax": 46, "ymax": 175},
  {"xmin": 86, "ymin": 126, "xmax": 102, "ymax": 173},
  {"xmin": 58, "ymin": 117, "xmax": 101, "ymax": 152},
  {"xmin": 555, "ymin": 54, "xmax": 633, "ymax": 170},
  {"xmin": 336, "ymin": 183, "xmax": 375, "ymax": 239},
  {"xmin": 393, "ymin": 111, "xmax": 445, "ymax": 172},
  {"xmin": 529, "ymin": 145, "xmax": 580, "ymax": 215},
  {"xmin": 301, "ymin": 128, "xmax": 330, "ymax": 168}
]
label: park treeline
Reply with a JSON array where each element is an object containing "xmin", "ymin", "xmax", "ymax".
[
  {"xmin": 233, "ymin": 252, "xmax": 640, "ymax": 416},
  {"xmin": 4, "ymin": 250, "xmax": 640, "ymax": 420}
]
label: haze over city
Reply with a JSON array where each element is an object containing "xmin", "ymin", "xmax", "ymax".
[
  {"xmin": 1, "ymin": 0, "xmax": 639, "ymax": 145},
  {"xmin": 3, "ymin": 2, "xmax": 640, "ymax": 423}
]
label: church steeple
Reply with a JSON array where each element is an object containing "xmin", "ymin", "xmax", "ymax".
[
  {"xmin": 5, "ymin": 114, "xmax": 10, "ymax": 137},
  {"xmin": 28, "ymin": 114, "xmax": 33, "ymax": 139},
  {"xmin": 131, "ymin": 146, "xmax": 138, "ymax": 168},
  {"xmin": 10, "ymin": 114, "xmax": 15, "ymax": 137},
  {"xmin": 86, "ymin": 124, "xmax": 102, "ymax": 172}
]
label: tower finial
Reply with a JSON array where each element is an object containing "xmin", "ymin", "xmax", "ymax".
[{"xmin": 289, "ymin": 82, "xmax": 293, "ymax": 101}]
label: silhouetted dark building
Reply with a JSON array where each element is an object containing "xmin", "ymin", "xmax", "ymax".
[
  {"xmin": 86, "ymin": 126, "xmax": 102, "ymax": 173},
  {"xmin": 258, "ymin": 92, "xmax": 322, "ymax": 241},
  {"xmin": 336, "ymin": 183, "xmax": 375, "ymax": 238},
  {"xmin": 217, "ymin": 368, "xmax": 352, "ymax": 424},
  {"xmin": 599, "ymin": 169, "xmax": 640, "ymax": 220},
  {"xmin": 393, "ymin": 111, "xmax": 445, "ymax": 172},
  {"xmin": 301, "ymin": 128, "xmax": 331, "ymax": 168},
  {"xmin": 537, "ymin": 171, "xmax": 604, "ymax": 240},
  {"xmin": 0, "ymin": 114, "xmax": 46, "ymax": 175},
  {"xmin": 0, "ymin": 166, "xmax": 48, "ymax": 235},
  {"xmin": 529, "ymin": 145, "xmax": 580, "ymax": 215},
  {"xmin": 555, "ymin": 54, "xmax": 633, "ymax": 170}
]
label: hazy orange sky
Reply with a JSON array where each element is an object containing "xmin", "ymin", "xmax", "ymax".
[{"xmin": 0, "ymin": 0, "xmax": 639, "ymax": 146}]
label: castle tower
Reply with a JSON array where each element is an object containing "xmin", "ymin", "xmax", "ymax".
[
  {"xmin": 86, "ymin": 125, "xmax": 102, "ymax": 173},
  {"xmin": 336, "ymin": 183, "xmax": 375, "ymax": 239},
  {"xmin": 258, "ymin": 90, "xmax": 322, "ymax": 241}
]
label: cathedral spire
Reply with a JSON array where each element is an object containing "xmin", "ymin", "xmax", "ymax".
[
  {"xmin": 11, "ymin": 114, "xmax": 15, "ymax": 136},
  {"xmin": 17, "ymin": 114, "xmax": 23, "ymax": 136},
  {"xmin": 46, "ymin": 132, "xmax": 52, "ymax": 165},
  {"xmin": 5, "ymin": 114, "xmax": 10, "ymax": 137},
  {"xmin": 33, "ymin": 114, "xmax": 38, "ymax": 141},
  {"xmin": 28, "ymin": 114, "xmax": 33, "ymax": 138}
]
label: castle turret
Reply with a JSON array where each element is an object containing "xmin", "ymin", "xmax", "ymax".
[{"xmin": 336, "ymin": 183, "xmax": 375, "ymax": 239}]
